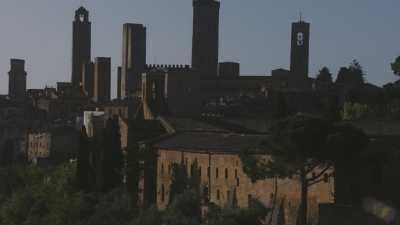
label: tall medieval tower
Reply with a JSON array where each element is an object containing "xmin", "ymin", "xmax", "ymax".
[
  {"xmin": 290, "ymin": 19, "xmax": 310, "ymax": 78},
  {"xmin": 192, "ymin": 0, "xmax": 220, "ymax": 79},
  {"xmin": 121, "ymin": 23, "xmax": 146, "ymax": 98},
  {"xmin": 72, "ymin": 7, "xmax": 91, "ymax": 87},
  {"xmin": 8, "ymin": 59, "xmax": 27, "ymax": 100}
]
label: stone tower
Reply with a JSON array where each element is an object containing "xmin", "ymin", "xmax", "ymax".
[
  {"xmin": 121, "ymin": 23, "xmax": 146, "ymax": 99},
  {"xmin": 94, "ymin": 57, "xmax": 111, "ymax": 103},
  {"xmin": 290, "ymin": 19, "xmax": 310, "ymax": 78},
  {"xmin": 8, "ymin": 59, "xmax": 27, "ymax": 100},
  {"xmin": 117, "ymin": 66, "xmax": 122, "ymax": 99},
  {"xmin": 82, "ymin": 62, "xmax": 94, "ymax": 98},
  {"xmin": 192, "ymin": 0, "xmax": 220, "ymax": 79},
  {"xmin": 72, "ymin": 7, "xmax": 91, "ymax": 87}
]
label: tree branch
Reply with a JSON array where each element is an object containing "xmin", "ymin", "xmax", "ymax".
[
  {"xmin": 308, "ymin": 172, "xmax": 333, "ymax": 187},
  {"xmin": 307, "ymin": 165, "xmax": 332, "ymax": 183}
]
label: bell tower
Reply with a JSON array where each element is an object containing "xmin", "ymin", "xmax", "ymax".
[
  {"xmin": 290, "ymin": 17, "xmax": 310, "ymax": 78},
  {"xmin": 71, "ymin": 6, "xmax": 91, "ymax": 87}
]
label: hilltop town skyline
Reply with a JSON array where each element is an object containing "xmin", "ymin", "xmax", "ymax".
[{"xmin": 0, "ymin": 0, "xmax": 399, "ymax": 96}]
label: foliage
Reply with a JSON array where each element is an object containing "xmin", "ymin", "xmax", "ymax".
[
  {"xmin": 100, "ymin": 118, "xmax": 124, "ymax": 192},
  {"xmin": 336, "ymin": 60, "xmax": 365, "ymax": 86},
  {"xmin": 316, "ymin": 67, "xmax": 333, "ymax": 84},
  {"xmin": 76, "ymin": 126, "xmax": 91, "ymax": 191},
  {"xmin": 391, "ymin": 56, "xmax": 400, "ymax": 77},
  {"xmin": 206, "ymin": 200, "xmax": 269, "ymax": 225},
  {"xmin": 240, "ymin": 114, "xmax": 368, "ymax": 225},
  {"xmin": 341, "ymin": 102, "xmax": 370, "ymax": 121}
]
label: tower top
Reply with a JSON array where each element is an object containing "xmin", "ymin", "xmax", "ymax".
[
  {"xmin": 193, "ymin": 0, "xmax": 220, "ymax": 7},
  {"xmin": 75, "ymin": 6, "xmax": 89, "ymax": 22}
]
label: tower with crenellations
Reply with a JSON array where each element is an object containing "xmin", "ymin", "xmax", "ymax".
[{"xmin": 71, "ymin": 7, "xmax": 91, "ymax": 87}]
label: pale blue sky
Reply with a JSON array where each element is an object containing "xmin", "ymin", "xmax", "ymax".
[{"xmin": 0, "ymin": 0, "xmax": 399, "ymax": 96}]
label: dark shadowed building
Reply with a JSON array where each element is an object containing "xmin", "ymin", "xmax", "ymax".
[
  {"xmin": 72, "ymin": 7, "xmax": 91, "ymax": 87},
  {"xmin": 82, "ymin": 62, "xmax": 94, "ymax": 98},
  {"xmin": 121, "ymin": 23, "xmax": 146, "ymax": 98},
  {"xmin": 94, "ymin": 57, "xmax": 111, "ymax": 103},
  {"xmin": 117, "ymin": 66, "xmax": 122, "ymax": 99},
  {"xmin": 192, "ymin": 0, "xmax": 220, "ymax": 79},
  {"xmin": 8, "ymin": 59, "xmax": 27, "ymax": 100},
  {"xmin": 290, "ymin": 19, "xmax": 310, "ymax": 78}
]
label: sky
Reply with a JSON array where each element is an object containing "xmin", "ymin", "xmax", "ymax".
[{"xmin": 0, "ymin": 0, "xmax": 399, "ymax": 96}]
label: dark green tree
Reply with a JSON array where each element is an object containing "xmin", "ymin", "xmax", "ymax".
[
  {"xmin": 391, "ymin": 56, "xmax": 400, "ymax": 77},
  {"xmin": 336, "ymin": 60, "xmax": 365, "ymax": 86},
  {"xmin": 76, "ymin": 126, "xmax": 91, "ymax": 191},
  {"xmin": 273, "ymin": 92, "xmax": 290, "ymax": 119},
  {"xmin": 316, "ymin": 67, "xmax": 333, "ymax": 84},
  {"xmin": 240, "ymin": 114, "xmax": 368, "ymax": 225},
  {"xmin": 169, "ymin": 162, "xmax": 189, "ymax": 204},
  {"xmin": 126, "ymin": 143, "xmax": 141, "ymax": 208},
  {"xmin": 101, "ymin": 118, "xmax": 123, "ymax": 192}
]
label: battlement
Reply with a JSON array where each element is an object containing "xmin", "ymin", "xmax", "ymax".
[{"xmin": 145, "ymin": 64, "xmax": 192, "ymax": 73}]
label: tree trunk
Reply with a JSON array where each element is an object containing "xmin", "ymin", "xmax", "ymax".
[
  {"xmin": 299, "ymin": 171, "xmax": 308, "ymax": 225},
  {"xmin": 268, "ymin": 177, "xmax": 279, "ymax": 225}
]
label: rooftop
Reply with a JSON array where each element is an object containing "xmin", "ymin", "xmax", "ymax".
[{"xmin": 154, "ymin": 132, "xmax": 266, "ymax": 153}]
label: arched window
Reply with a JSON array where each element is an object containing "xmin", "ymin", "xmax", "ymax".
[{"xmin": 161, "ymin": 184, "xmax": 165, "ymax": 202}]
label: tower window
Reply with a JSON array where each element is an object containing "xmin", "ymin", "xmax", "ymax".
[
  {"xmin": 207, "ymin": 167, "xmax": 210, "ymax": 177},
  {"xmin": 248, "ymin": 194, "xmax": 253, "ymax": 207},
  {"xmin": 216, "ymin": 168, "xmax": 219, "ymax": 178},
  {"xmin": 225, "ymin": 168, "xmax": 228, "ymax": 179},
  {"xmin": 151, "ymin": 82, "xmax": 156, "ymax": 100},
  {"xmin": 161, "ymin": 164, "xmax": 164, "ymax": 175},
  {"xmin": 235, "ymin": 169, "xmax": 238, "ymax": 178},
  {"xmin": 217, "ymin": 190, "xmax": 220, "ymax": 200},
  {"xmin": 79, "ymin": 14, "xmax": 85, "ymax": 22},
  {"xmin": 161, "ymin": 184, "xmax": 165, "ymax": 202}
]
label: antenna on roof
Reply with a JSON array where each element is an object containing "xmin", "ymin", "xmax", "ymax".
[{"xmin": 299, "ymin": 11, "xmax": 303, "ymax": 22}]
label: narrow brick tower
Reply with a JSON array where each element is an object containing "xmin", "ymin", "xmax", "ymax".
[
  {"xmin": 72, "ymin": 7, "xmax": 91, "ymax": 87},
  {"xmin": 8, "ymin": 59, "xmax": 27, "ymax": 100},
  {"xmin": 290, "ymin": 19, "xmax": 310, "ymax": 78},
  {"xmin": 192, "ymin": 0, "xmax": 220, "ymax": 79}
]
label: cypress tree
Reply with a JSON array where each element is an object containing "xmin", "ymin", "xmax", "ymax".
[{"xmin": 76, "ymin": 126, "xmax": 90, "ymax": 191}]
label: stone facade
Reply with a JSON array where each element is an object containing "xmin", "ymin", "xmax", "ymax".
[
  {"xmin": 151, "ymin": 132, "xmax": 334, "ymax": 225},
  {"xmin": 27, "ymin": 127, "xmax": 79, "ymax": 164}
]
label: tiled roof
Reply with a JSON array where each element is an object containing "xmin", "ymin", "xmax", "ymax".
[{"xmin": 154, "ymin": 132, "xmax": 266, "ymax": 153}]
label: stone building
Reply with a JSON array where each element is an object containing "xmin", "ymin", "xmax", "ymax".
[
  {"xmin": 83, "ymin": 111, "xmax": 105, "ymax": 137},
  {"xmin": 290, "ymin": 20, "xmax": 310, "ymax": 78},
  {"xmin": 93, "ymin": 57, "xmax": 111, "ymax": 103},
  {"xmin": 8, "ymin": 59, "xmax": 27, "ymax": 100},
  {"xmin": 121, "ymin": 23, "xmax": 146, "ymax": 98},
  {"xmin": 149, "ymin": 131, "xmax": 334, "ymax": 225},
  {"xmin": 82, "ymin": 62, "xmax": 94, "ymax": 98},
  {"xmin": 71, "ymin": 7, "xmax": 91, "ymax": 87},
  {"xmin": 192, "ymin": 0, "xmax": 220, "ymax": 79},
  {"xmin": 27, "ymin": 126, "xmax": 79, "ymax": 165}
]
